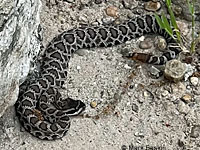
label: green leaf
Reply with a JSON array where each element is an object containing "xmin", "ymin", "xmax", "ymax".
[
  {"xmin": 161, "ymin": 13, "xmax": 173, "ymax": 35},
  {"xmin": 188, "ymin": 3, "xmax": 193, "ymax": 14},
  {"xmin": 168, "ymin": 9, "xmax": 178, "ymax": 29},
  {"xmin": 166, "ymin": 0, "xmax": 171, "ymax": 7},
  {"xmin": 154, "ymin": 14, "xmax": 165, "ymax": 29}
]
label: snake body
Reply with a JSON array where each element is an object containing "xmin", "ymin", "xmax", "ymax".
[{"xmin": 15, "ymin": 14, "xmax": 180, "ymax": 140}]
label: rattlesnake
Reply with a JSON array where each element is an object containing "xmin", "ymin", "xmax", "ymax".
[{"xmin": 15, "ymin": 13, "xmax": 181, "ymax": 140}]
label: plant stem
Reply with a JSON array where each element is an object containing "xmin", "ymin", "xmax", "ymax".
[{"xmin": 191, "ymin": 0, "xmax": 195, "ymax": 52}]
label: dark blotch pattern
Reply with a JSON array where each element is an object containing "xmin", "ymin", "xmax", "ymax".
[
  {"xmin": 30, "ymin": 117, "xmax": 39, "ymax": 125},
  {"xmin": 54, "ymin": 42, "xmax": 65, "ymax": 51},
  {"xmin": 50, "ymin": 52, "xmax": 63, "ymax": 62},
  {"xmin": 24, "ymin": 92, "xmax": 35, "ymax": 99},
  {"xmin": 87, "ymin": 28, "xmax": 96, "ymax": 39},
  {"xmin": 24, "ymin": 109, "xmax": 33, "ymax": 116},
  {"xmin": 47, "ymin": 109, "xmax": 56, "ymax": 114},
  {"xmin": 110, "ymin": 27, "xmax": 118, "ymax": 38},
  {"xmin": 137, "ymin": 18, "xmax": 145, "ymax": 29},
  {"xmin": 38, "ymin": 79, "xmax": 48, "ymax": 88},
  {"xmin": 39, "ymin": 122, "xmax": 48, "ymax": 131},
  {"xmin": 63, "ymin": 34, "xmax": 75, "ymax": 44},
  {"xmin": 22, "ymin": 100, "xmax": 32, "ymax": 107},
  {"xmin": 49, "ymin": 61, "xmax": 62, "ymax": 70},
  {"xmin": 128, "ymin": 21, "xmax": 136, "ymax": 32},
  {"xmin": 119, "ymin": 25, "xmax": 128, "ymax": 35},
  {"xmin": 99, "ymin": 28, "xmax": 107, "ymax": 40},
  {"xmin": 76, "ymin": 30, "xmax": 85, "ymax": 40},
  {"xmin": 29, "ymin": 85, "xmax": 40, "ymax": 93},
  {"xmin": 50, "ymin": 123, "xmax": 58, "ymax": 132}
]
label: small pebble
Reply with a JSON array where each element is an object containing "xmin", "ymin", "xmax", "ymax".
[
  {"xmin": 127, "ymin": 12, "xmax": 134, "ymax": 19},
  {"xmin": 144, "ymin": 1, "xmax": 161, "ymax": 12},
  {"xmin": 124, "ymin": 64, "xmax": 132, "ymax": 69},
  {"xmin": 149, "ymin": 66, "xmax": 162, "ymax": 78},
  {"xmin": 190, "ymin": 126, "xmax": 200, "ymax": 138},
  {"xmin": 143, "ymin": 90, "xmax": 153, "ymax": 100},
  {"xmin": 176, "ymin": 21, "xmax": 189, "ymax": 36},
  {"xmin": 132, "ymin": 103, "xmax": 139, "ymax": 113},
  {"xmin": 196, "ymin": 64, "xmax": 200, "ymax": 71},
  {"xmin": 178, "ymin": 139, "xmax": 185, "ymax": 147},
  {"xmin": 105, "ymin": 6, "xmax": 118, "ymax": 18},
  {"xmin": 64, "ymin": 0, "xmax": 75, "ymax": 3},
  {"xmin": 115, "ymin": 111, "xmax": 120, "ymax": 117},
  {"xmin": 121, "ymin": 0, "xmax": 138, "ymax": 10},
  {"xmin": 90, "ymin": 101, "xmax": 97, "ymax": 108},
  {"xmin": 78, "ymin": 15, "xmax": 88, "ymax": 23},
  {"xmin": 177, "ymin": 101, "xmax": 190, "ymax": 114},
  {"xmin": 162, "ymin": 90, "xmax": 169, "ymax": 97},
  {"xmin": 139, "ymin": 38, "xmax": 153, "ymax": 49},
  {"xmin": 184, "ymin": 64, "xmax": 195, "ymax": 81},
  {"xmin": 114, "ymin": 92, "xmax": 122, "ymax": 101},
  {"xmin": 102, "ymin": 17, "xmax": 115, "ymax": 25},
  {"xmin": 134, "ymin": 131, "xmax": 144, "ymax": 138},
  {"xmin": 155, "ymin": 36, "xmax": 167, "ymax": 51},
  {"xmin": 190, "ymin": 77, "xmax": 199, "ymax": 86},
  {"xmin": 80, "ymin": 0, "xmax": 90, "ymax": 5},
  {"xmin": 181, "ymin": 94, "xmax": 192, "ymax": 103},
  {"xmin": 172, "ymin": 5, "xmax": 183, "ymax": 16},
  {"xmin": 95, "ymin": 0, "xmax": 103, "ymax": 4},
  {"xmin": 75, "ymin": 49, "xmax": 87, "ymax": 56},
  {"xmin": 76, "ymin": 65, "xmax": 81, "ymax": 70},
  {"xmin": 144, "ymin": 90, "xmax": 149, "ymax": 97},
  {"xmin": 164, "ymin": 60, "xmax": 187, "ymax": 82}
]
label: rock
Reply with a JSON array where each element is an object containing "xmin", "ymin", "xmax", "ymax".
[
  {"xmin": 164, "ymin": 60, "xmax": 187, "ymax": 82},
  {"xmin": 0, "ymin": 0, "xmax": 41, "ymax": 117},
  {"xmin": 144, "ymin": 1, "xmax": 161, "ymax": 12},
  {"xmin": 105, "ymin": 6, "xmax": 118, "ymax": 18},
  {"xmin": 190, "ymin": 77, "xmax": 199, "ymax": 86}
]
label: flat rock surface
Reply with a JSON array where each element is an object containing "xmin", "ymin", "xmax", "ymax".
[{"xmin": 1, "ymin": 0, "xmax": 200, "ymax": 150}]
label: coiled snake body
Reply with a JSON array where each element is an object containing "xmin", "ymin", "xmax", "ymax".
[{"xmin": 15, "ymin": 14, "xmax": 181, "ymax": 140}]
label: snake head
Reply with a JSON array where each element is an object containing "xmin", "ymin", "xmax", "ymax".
[{"xmin": 61, "ymin": 98, "xmax": 86, "ymax": 116}]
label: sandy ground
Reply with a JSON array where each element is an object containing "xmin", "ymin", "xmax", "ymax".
[{"xmin": 1, "ymin": 0, "xmax": 200, "ymax": 150}]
